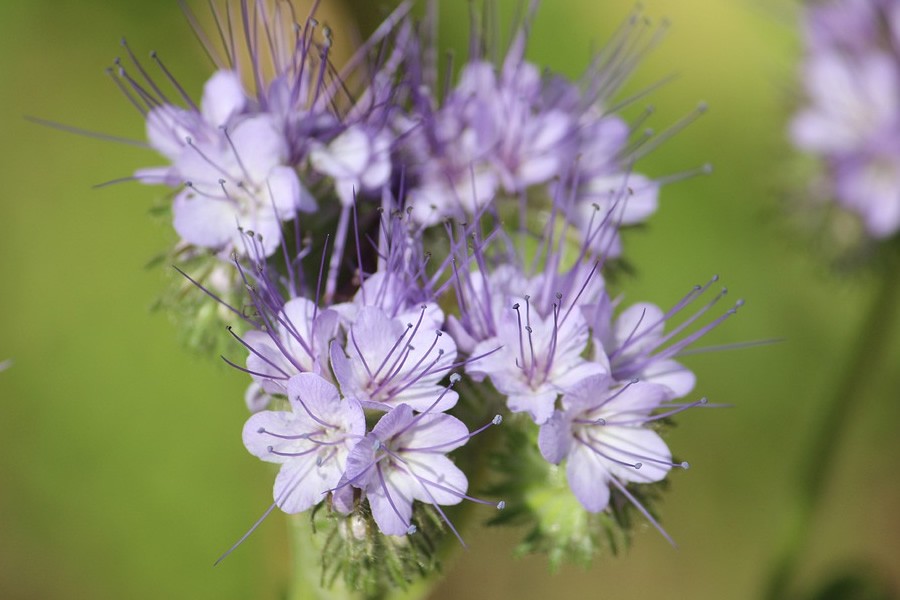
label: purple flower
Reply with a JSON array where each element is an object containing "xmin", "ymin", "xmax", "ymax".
[
  {"xmin": 331, "ymin": 306, "xmax": 458, "ymax": 413},
  {"xmin": 539, "ymin": 375, "xmax": 693, "ymax": 541},
  {"xmin": 588, "ymin": 277, "xmax": 740, "ymax": 400},
  {"xmin": 242, "ymin": 373, "xmax": 365, "ymax": 514},
  {"xmin": 791, "ymin": 0, "xmax": 900, "ymax": 238},
  {"xmin": 791, "ymin": 52, "xmax": 899, "ymax": 156},
  {"xmin": 133, "ymin": 69, "xmax": 314, "ymax": 256},
  {"xmin": 241, "ymin": 297, "xmax": 340, "ymax": 405},
  {"xmin": 342, "ymin": 404, "xmax": 470, "ymax": 536},
  {"xmin": 173, "ymin": 114, "xmax": 312, "ymax": 255},
  {"xmin": 468, "ymin": 295, "xmax": 606, "ymax": 424},
  {"xmin": 309, "ymin": 125, "xmax": 393, "ymax": 206}
]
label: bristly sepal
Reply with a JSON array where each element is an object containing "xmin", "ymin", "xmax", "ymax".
[
  {"xmin": 312, "ymin": 501, "xmax": 444, "ymax": 595},
  {"xmin": 150, "ymin": 249, "xmax": 246, "ymax": 356}
]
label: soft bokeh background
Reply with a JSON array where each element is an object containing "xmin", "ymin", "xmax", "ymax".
[{"xmin": 1, "ymin": 1, "xmax": 898, "ymax": 599}]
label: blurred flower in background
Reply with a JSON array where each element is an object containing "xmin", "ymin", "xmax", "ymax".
[{"xmin": 790, "ymin": 0, "xmax": 900, "ymax": 245}]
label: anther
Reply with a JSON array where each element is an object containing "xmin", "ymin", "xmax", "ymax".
[
  {"xmin": 492, "ymin": 415, "xmax": 503, "ymax": 425},
  {"xmin": 680, "ymin": 461, "xmax": 690, "ymax": 469},
  {"xmin": 634, "ymin": 462, "xmax": 643, "ymax": 470},
  {"xmin": 406, "ymin": 524, "xmax": 417, "ymax": 535},
  {"xmin": 449, "ymin": 373, "xmax": 461, "ymax": 384},
  {"xmin": 496, "ymin": 501, "xmax": 506, "ymax": 510}
]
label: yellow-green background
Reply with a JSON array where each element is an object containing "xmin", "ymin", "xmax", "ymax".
[{"xmin": 1, "ymin": 1, "xmax": 898, "ymax": 598}]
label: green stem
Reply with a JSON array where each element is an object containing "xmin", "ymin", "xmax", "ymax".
[
  {"xmin": 287, "ymin": 514, "xmax": 354, "ymax": 600},
  {"xmin": 764, "ymin": 259, "xmax": 900, "ymax": 600}
]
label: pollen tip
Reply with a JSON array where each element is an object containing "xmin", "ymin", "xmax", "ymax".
[
  {"xmin": 634, "ymin": 462, "xmax": 642, "ymax": 470},
  {"xmin": 257, "ymin": 427, "xmax": 265, "ymax": 434},
  {"xmin": 497, "ymin": 501, "xmax": 506, "ymax": 510},
  {"xmin": 681, "ymin": 461, "xmax": 690, "ymax": 469},
  {"xmin": 266, "ymin": 445, "xmax": 274, "ymax": 453},
  {"xmin": 492, "ymin": 414, "xmax": 503, "ymax": 425},
  {"xmin": 449, "ymin": 373, "xmax": 461, "ymax": 384},
  {"xmin": 406, "ymin": 524, "xmax": 417, "ymax": 535}
]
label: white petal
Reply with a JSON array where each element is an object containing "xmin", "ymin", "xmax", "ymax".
[
  {"xmin": 566, "ymin": 445, "xmax": 611, "ymax": 512},
  {"xmin": 230, "ymin": 115, "xmax": 287, "ymax": 181},
  {"xmin": 201, "ymin": 70, "xmax": 247, "ymax": 127},
  {"xmin": 172, "ymin": 188, "xmax": 237, "ymax": 249}
]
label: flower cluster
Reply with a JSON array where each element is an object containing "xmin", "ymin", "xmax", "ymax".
[
  {"xmin": 105, "ymin": 0, "xmax": 736, "ymax": 589},
  {"xmin": 791, "ymin": 0, "xmax": 900, "ymax": 239}
]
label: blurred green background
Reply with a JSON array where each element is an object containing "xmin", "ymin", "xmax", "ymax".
[{"xmin": 1, "ymin": 1, "xmax": 898, "ymax": 598}]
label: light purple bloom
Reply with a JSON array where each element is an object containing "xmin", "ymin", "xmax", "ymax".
[
  {"xmin": 592, "ymin": 299, "xmax": 695, "ymax": 399},
  {"xmin": 135, "ymin": 72, "xmax": 313, "ymax": 255},
  {"xmin": 791, "ymin": 52, "xmax": 899, "ymax": 155},
  {"xmin": 172, "ymin": 114, "xmax": 312, "ymax": 255},
  {"xmin": 468, "ymin": 296, "xmax": 606, "ymax": 424},
  {"xmin": 242, "ymin": 297, "xmax": 340, "ymax": 402},
  {"xmin": 242, "ymin": 373, "xmax": 365, "ymax": 514},
  {"xmin": 792, "ymin": 0, "xmax": 900, "ymax": 238},
  {"xmin": 342, "ymin": 404, "xmax": 469, "ymax": 536},
  {"xmin": 309, "ymin": 125, "xmax": 393, "ymax": 206},
  {"xmin": 588, "ymin": 277, "xmax": 740, "ymax": 400},
  {"xmin": 539, "ymin": 375, "xmax": 693, "ymax": 541},
  {"xmin": 331, "ymin": 306, "xmax": 458, "ymax": 413},
  {"xmin": 399, "ymin": 7, "xmax": 667, "ymax": 246}
]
